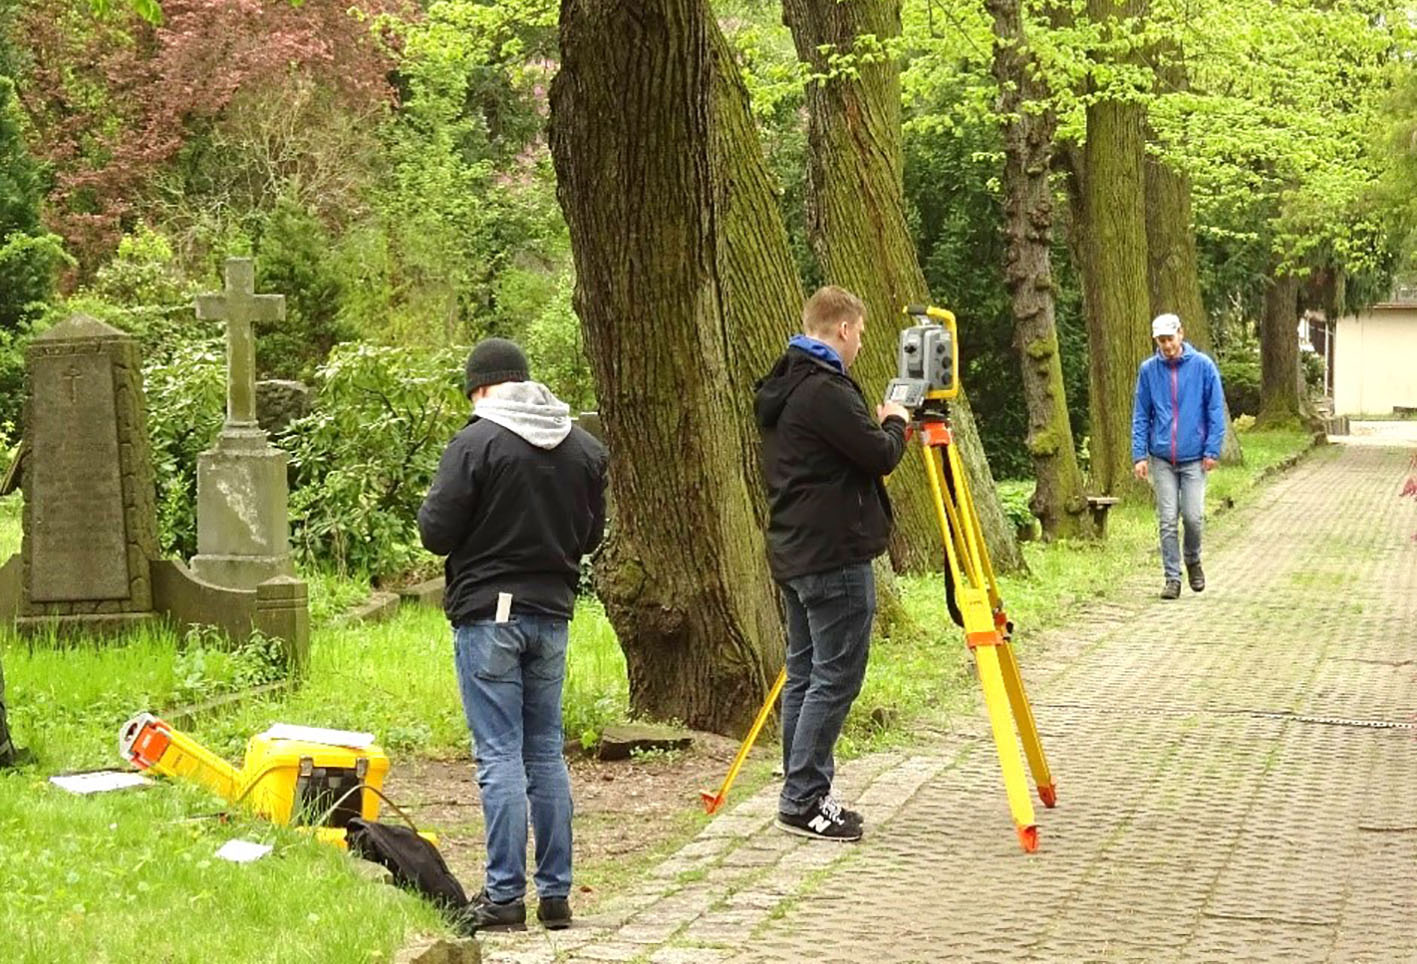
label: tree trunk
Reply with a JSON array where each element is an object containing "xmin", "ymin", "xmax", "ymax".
[
  {"xmin": 781, "ymin": 0, "xmax": 1023, "ymax": 573},
  {"xmin": 1077, "ymin": 0, "xmax": 1152, "ymax": 497},
  {"xmin": 551, "ymin": 0, "xmax": 791, "ymax": 735},
  {"xmin": 986, "ymin": 0, "xmax": 1093, "ymax": 540},
  {"xmin": 1144, "ymin": 52, "xmax": 1243, "ymax": 464},
  {"xmin": 1259, "ymin": 270, "xmax": 1301, "ymax": 426}
]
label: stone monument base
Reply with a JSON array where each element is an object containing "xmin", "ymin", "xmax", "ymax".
[
  {"xmin": 189, "ymin": 552, "xmax": 294, "ymax": 592},
  {"xmin": 14, "ymin": 611, "xmax": 157, "ymax": 639}
]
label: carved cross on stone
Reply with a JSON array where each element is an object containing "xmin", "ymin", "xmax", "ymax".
[{"xmin": 195, "ymin": 258, "xmax": 285, "ymax": 429}]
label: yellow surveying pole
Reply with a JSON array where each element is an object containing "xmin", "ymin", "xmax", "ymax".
[
  {"xmin": 893, "ymin": 305, "xmax": 1055, "ymax": 852},
  {"xmin": 701, "ymin": 667, "xmax": 787, "ymax": 814}
]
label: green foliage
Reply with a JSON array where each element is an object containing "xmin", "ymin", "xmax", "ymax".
[
  {"xmin": 252, "ymin": 199, "xmax": 357, "ymax": 379},
  {"xmin": 0, "ymin": 74, "xmax": 68, "ymax": 401},
  {"xmin": 1217, "ymin": 348, "xmax": 1261, "ymax": 418},
  {"xmin": 171, "ymin": 626, "xmax": 289, "ymax": 706},
  {"xmin": 521, "ymin": 272, "xmax": 595, "ymax": 411},
  {"xmin": 282, "ymin": 342, "xmax": 467, "ymax": 578},
  {"xmin": 142, "ymin": 339, "xmax": 225, "ymax": 557},
  {"xmin": 72, "ymin": 224, "xmax": 197, "ymax": 357},
  {"xmin": 995, "ymin": 480, "xmax": 1036, "ymax": 531}
]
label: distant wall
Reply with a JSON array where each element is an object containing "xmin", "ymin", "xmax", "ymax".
[{"xmin": 1334, "ymin": 308, "xmax": 1417, "ymax": 415}]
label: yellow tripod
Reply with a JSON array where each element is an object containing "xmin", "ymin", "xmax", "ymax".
[{"xmin": 895, "ymin": 306, "xmax": 1055, "ymax": 853}]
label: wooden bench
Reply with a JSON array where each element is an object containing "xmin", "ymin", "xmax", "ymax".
[{"xmin": 1086, "ymin": 495, "xmax": 1120, "ymax": 538}]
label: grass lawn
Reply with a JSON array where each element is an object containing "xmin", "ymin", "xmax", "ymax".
[{"xmin": 0, "ymin": 427, "xmax": 1314, "ymax": 961}]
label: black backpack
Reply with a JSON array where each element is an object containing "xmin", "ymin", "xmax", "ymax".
[{"xmin": 346, "ymin": 818, "xmax": 469, "ymax": 910}]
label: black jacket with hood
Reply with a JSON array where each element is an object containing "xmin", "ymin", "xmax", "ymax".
[
  {"xmin": 417, "ymin": 382, "xmax": 608, "ymax": 624},
  {"xmin": 754, "ymin": 346, "xmax": 908, "ymax": 581}
]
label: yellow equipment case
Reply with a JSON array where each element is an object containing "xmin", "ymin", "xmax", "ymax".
[{"xmin": 119, "ymin": 713, "xmax": 391, "ymax": 845}]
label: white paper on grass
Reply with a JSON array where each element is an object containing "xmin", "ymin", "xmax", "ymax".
[
  {"xmin": 215, "ymin": 839, "xmax": 273, "ymax": 863},
  {"xmin": 49, "ymin": 771, "xmax": 151, "ymax": 794},
  {"xmin": 260, "ymin": 723, "xmax": 375, "ymax": 748}
]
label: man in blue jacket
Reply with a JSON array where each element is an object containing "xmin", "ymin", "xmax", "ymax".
[{"xmin": 1132, "ymin": 313, "xmax": 1226, "ymax": 600}]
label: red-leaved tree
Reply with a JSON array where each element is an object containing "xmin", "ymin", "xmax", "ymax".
[{"xmin": 16, "ymin": 0, "xmax": 405, "ymax": 275}]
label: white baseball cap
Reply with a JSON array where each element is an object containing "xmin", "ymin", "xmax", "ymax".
[{"xmin": 1151, "ymin": 313, "xmax": 1182, "ymax": 338}]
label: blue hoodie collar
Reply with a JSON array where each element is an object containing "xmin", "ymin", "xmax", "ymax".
[{"xmin": 788, "ymin": 334, "xmax": 844, "ymax": 373}]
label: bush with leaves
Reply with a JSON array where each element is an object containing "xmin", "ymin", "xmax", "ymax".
[
  {"xmin": 1217, "ymin": 350, "xmax": 1262, "ymax": 418},
  {"xmin": 142, "ymin": 339, "xmax": 225, "ymax": 557},
  {"xmin": 282, "ymin": 342, "xmax": 467, "ymax": 578}
]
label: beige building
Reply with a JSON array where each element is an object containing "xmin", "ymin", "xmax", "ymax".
[{"xmin": 1332, "ymin": 292, "xmax": 1417, "ymax": 416}]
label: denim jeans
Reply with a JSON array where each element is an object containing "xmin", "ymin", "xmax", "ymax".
[
  {"xmin": 1150, "ymin": 456, "xmax": 1206, "ymax": 582},
  {"xmin": 779, "ymin": 562, "xmax": 874, "ymax": 814},
  {"xmin": 453, "ymin": 615, "xmax": 572, "ymax": 903}
]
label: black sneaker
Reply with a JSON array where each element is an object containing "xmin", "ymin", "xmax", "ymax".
[
  {"xmin": 537, "ymin": 896, "xmax": 572, "ymax": 930},
  {"xmin": 1187, "ymin": 561, "xmax": 1205, "ymax": 593},
  {"xmin": 452, "ymin": 890, "xmax": 526, "ymax": 935},
  {"xmin": 1160, "ymin": 580, "xmax": 1181, "ymax": 600},
  {"xmin": 821, "ymin": 793, "xmax": 863, "ymax": 832},
  {"xmin": 775, "ymin": 795, "xmax": 862, "ymax": 841}
]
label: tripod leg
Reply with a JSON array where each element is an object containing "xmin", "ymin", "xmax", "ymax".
[
  {"xmin": 996, "ymin": 640, "xmax": 1055, "ymax": 807},
  {"xmin": 974, "ymin": 643, "xmax": 1039, "ymax": 852}
]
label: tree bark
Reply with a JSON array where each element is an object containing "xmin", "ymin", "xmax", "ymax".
[
  {"xmin": 986, "ymin": 0, "xmax": 1093, "ymax": 540},
  {"xmin": 1259, "ymin": 270, "xmax": 1302, "ymax": 426},
  {"xmin": 551, "ymin": 0, "xmax": 792, "ymax": 735},
  {"xmin": 1144, "ymin": 51, "xmax": 1243, "ymax": 464},
  {"xmin": 781, "ymin": 0, "xmax": 1023, "ymax": 573},
  {"xmin": 1076, "ymin": 0, "xmax": 1153, "ymax": 497}
]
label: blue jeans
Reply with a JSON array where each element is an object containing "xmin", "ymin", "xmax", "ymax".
[
  {"xmin": 779, "ymin": 563, "xmax": 874, "ymax": 814},
  {"xmin": 453, "ymin": 615, "xmax": 572, "ymax": 903},
  {"xmin": 1150, "ymin": 456, "xmax": 1206, "ymax": 582}
]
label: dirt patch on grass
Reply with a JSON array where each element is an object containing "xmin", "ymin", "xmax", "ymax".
[{"xmin": 381, "ymin": 732, "xmax": 773, "ymax": 908}]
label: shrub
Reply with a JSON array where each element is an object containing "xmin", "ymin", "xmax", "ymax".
[
  {"xmin": 1217, "ymin": 351, "xmax": 1261, "ymax": 417},
  {"xmin": 142, "ymin": 339, "xmax": 225, "ymax": 557},
  {"xmin": 282, "ymin": 342, "xmax": 467, "ymax": 578}
]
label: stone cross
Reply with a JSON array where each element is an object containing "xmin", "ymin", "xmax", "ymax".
[{"xmin": 196, "ymin": 258, "xmax": 284, "ymax": 429}]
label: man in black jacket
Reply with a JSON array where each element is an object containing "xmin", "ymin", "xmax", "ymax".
[
  {"xmin": 755, "ymin": 286, "xmax": 909, "ymax": 841},
  {"xmin": 418, "ymin": 338, "xmax": 607, "ymax": 933}
]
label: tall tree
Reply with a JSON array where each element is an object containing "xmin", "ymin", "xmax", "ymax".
[
  {"xmin": 985, "ymin": 0, "xmax": 1092, "ymax": 539},
  {"xmin": 1143, "ymin": 46, "xmax": 1242, "ymax": 462},
  {"xmin": 1258, "ymin": 269, "xmax": 1301, "ymax": 426},
  {"xmin": 551, "ymin": 0, "xmax": 798, "ymax": 734},
  {"xmin": 781, "ymin": 0, "xmax": 1023, "ymax": 573},
  {"xmin": 1073, "ymin": 0, "xmax": 1152, "ymax": 496}
]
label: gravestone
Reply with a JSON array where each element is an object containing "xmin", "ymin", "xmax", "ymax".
[
  {"xmin": 0, "ymin": 312, "xmax": 309, "ymax": 671},
  {"xmin": 15, "ymin": 315, "xmax": 159, "ymax": 632},
  {"xmin": 189, "ymin": 258, "xmax": 296, "ymax": 590}
]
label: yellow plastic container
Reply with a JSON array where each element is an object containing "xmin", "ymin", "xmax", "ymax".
[{"xmin": 237, "ymin": 732, "xmax": 390, "ymax": 829}]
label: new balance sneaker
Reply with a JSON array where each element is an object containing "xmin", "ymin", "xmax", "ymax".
[
  {"xmin": 452, "ymin": 890, "xmax": 526, "ymax": 935},
  {"xmin": 537, "ymin": 896, "xmax": 572, "ymax": 930},
  {"xmin": 776, "ymin": 795, "xmax": 863, "ymax": 841},
  {"xmin": 821, "ymin": 793, "xmax": 863, "ymax": 831},
  {"xmin": 1187, "ymin": 560, "xmax": 1205, "ymax": 593}
]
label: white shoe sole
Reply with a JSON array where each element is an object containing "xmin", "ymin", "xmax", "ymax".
[{"xmin": 774, "ymin": 818, "xmax": 862, "ymax": 842}]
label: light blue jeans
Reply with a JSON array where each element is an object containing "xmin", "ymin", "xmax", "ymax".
[
  {"xmin": 453, "ymin": 616, "xmax": 572, "ymax": 903},
  {"xmin": 1150, "ymin": 456, "xmax": 1206, "ymax": 583}
]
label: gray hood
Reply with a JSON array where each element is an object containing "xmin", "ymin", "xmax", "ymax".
[{"xmin": 474, "ymin": 381, "xmax": 573, "ymax": 449}]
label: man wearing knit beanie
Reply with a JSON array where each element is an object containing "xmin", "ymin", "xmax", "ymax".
[{"xmin": 419, "ymin": 338, "xmax": 608, "ymax": 934}]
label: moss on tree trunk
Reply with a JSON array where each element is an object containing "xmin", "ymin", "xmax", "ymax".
[{"xmin": 782, "ymin": 0, "xmax": 1023, "ymax": 573}]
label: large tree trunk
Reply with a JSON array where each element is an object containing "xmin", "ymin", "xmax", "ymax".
[
  {"xmin": 1076, "ymin": 0, "xmax": 1153, "ymax": 497},
  {"xmin": 1144, "ymin": 52, "xmax": 1243, "ymax": 464},
  {"xmin": 986, "ymin": 0, "xmax": 1093, "ymax": 540},
  {"xmin": 781, "ymin": 0, "xmax": 1023, "ymax": 573},
  {"xmin": 551, "ymin": 0, "xmax": 793, "ymax": 735},
  {"xmin": 1259, "ymin": 270, "xmax": 1302, "ymax": 426}
]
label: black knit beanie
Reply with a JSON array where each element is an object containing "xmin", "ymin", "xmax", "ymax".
[{"xmin": 464, "ymin": 338, "xmax": 529, "ymax": 396}]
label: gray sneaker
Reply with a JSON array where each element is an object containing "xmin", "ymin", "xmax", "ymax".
[{"xmin": 1160, "ymin": 580, "xmax": 1181, "ymax": 600}]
